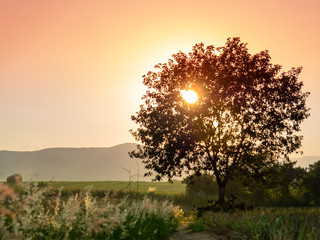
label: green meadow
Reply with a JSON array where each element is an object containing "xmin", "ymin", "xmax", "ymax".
[{"xmin": 50, "ymin": 180, "xmax": 186, "ymax": 194}]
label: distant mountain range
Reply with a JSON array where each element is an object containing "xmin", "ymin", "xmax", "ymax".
[
  {"xmin": 0, "ymin": 143, "xmax": 149, "ymax": 182},
  {"xmin": 0, "ymin": 143, "xmax": 319, "ymax": 181}
]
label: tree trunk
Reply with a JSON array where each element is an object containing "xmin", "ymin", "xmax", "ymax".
[{"xmin": 217, "ymin": 183, "xmax": 226, "ymax": 205}]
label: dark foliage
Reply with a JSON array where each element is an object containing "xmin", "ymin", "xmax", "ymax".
[
  {"xmin": 182, "ymin": 172, "xmax": 217, "ymax": 196},
  {"xmin": 303, "ymin": 160, "xmax": 320, "ymax": 204},
  {"xmin": 6, "ymin": 174, "xmax": 22, "ymax": 185}
]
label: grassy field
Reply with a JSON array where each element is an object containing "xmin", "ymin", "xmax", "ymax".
[
  {"xmin": 49, "ymin": 180, "xmax": 186, "ymax": 194},
  {"xmin": 197, "ymin": 207, "xmax": 320, "ymax": 239}
]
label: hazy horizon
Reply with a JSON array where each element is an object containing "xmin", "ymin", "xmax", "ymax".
[
  {"xmin": 0, "ymin": 142, "xmax": 136, "ymax": 152},
  {"xmin": 0, "ymin": 143, "xmax": 319, "ymax": 182}
]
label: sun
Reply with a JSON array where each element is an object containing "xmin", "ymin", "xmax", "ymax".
[{"xmin": 181, "ymin": 89, "xmax": 198, "ymax": 103}]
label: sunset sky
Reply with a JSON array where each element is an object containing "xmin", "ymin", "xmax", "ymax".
[{"xmin": 0, "ymin": 0, "xmax": 319, "ymax": 156}]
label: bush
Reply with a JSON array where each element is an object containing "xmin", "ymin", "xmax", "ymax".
[
  {"xmin": 6, "ymin": 174, "xmax": 22, "ymax": 185},
  {"xmin": 183, "ymin": 173, "xmax": 217, "ymax": 196},
  {"xmin": 187, "ymin": 219, "xmax": 209, "ymax": 233}
]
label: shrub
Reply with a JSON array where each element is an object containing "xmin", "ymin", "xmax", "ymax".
[
  {"xmin": 183, "ymin": 173, "xmax": 217, "ymax": 196},
  {"xmin": 6, "ymin": 174, "xmax": 22, "ymax": 185},
  {"xmin": 187, "ymin": 219, "xmax": 209, "ymax": 233}
]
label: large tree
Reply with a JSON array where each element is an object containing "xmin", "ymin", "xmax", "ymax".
[{"xmin": 130, "ymin": 38, "xmax": 310, "ymax": 205}]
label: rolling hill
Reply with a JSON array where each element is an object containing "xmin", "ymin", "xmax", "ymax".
[{"xmin": 0, "ymin": 143, "xmax": 150, "ymax": 182}]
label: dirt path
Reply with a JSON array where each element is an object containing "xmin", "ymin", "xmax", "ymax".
[{"xmin": 169, "ymin": 225, "xmax": 227, "ymax": 240}]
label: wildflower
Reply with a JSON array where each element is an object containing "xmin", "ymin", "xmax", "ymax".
[{"xmin": 174, "ymin": 206, "xmax": 184, "ymax": 220}]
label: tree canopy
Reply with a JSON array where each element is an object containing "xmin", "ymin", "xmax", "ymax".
[{"xmin": 130, "ymin": 37, "xmax": 310, "ymax": 204}]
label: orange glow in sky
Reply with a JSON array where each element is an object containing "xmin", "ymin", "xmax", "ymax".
[
  {"xmin": 0, "ymin": 0, "xmax": 319, "ymax": 156},
  {"xmin": 181, "ymin": 90, "xmax": 198, "ymax": 104}
]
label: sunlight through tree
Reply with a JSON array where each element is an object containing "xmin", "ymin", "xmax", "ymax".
[{"xmin": 130, "ymin": 38, "xmax": 310, "ymax": 206}]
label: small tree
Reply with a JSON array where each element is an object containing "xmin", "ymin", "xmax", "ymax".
[
  {"xmin": 6, "ymin": 173, "xmax": 22, "ymax": 185},
  {"xmin": 130, "ymin": 38, "xmax": 310, "ymax": 206}
]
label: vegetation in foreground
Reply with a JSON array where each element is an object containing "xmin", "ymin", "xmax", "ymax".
[
  {"xmin": 2, "ymin": 178, "xmax": 320, "ymax": 240},
  {"xmin": 192, "ymin": 207, "xmax": 320, "ymax": 240},
  {"xmin": 3, "ymin": 157, "xmax": 320, "ymax": 240},
  {"xmin": 0, "ymin": 183, "xmax": 183, "ymax": 240}
]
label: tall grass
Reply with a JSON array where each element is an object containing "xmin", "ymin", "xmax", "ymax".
[
  {"xmin": 199, "ymin": 207, "xmax": 320, "ymax": 239},
  {"xmin": 0, "ymin": 183, "xmax": 183, "ymax": 240}
]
